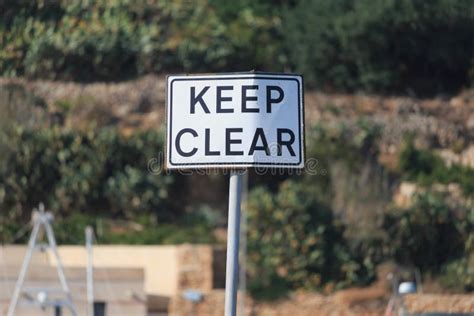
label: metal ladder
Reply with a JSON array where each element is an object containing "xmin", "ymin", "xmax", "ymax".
[{"xmin": 6, "ymin": 203, "xmax": 78, "ymax": 316}]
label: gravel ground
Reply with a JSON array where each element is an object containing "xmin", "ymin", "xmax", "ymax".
[
  {"xmin": 248, "ymin": 292, "xmax": 474, "ymax": 315},
  {"xmin": 404, "ymin": 294, "xmax": 474, "ymax": 314}
]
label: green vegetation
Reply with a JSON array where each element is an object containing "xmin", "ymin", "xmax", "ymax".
[
  {"xmin": 383, "ymin": 192, "xmax": 472, "ymax": 272},
  {"xmin": 1, "ymin": 0, "xmax": 473, "ymax": 300},
  {"xmin": 399, "ymin": 138, "xmax": 474, "ymax": 194},
  {"xmin": 0, "ymin": 117, "xmax": 222, "ymax": 245},
  {"xmin": 385, "ymin": 192, "xmax": 474, "ymax": 292},
  {"xmin": 247, "ymin": 181, "xmax": 352, "ymax": 298},
  {"xmin": 246, "ymin": 177, "xmax": 388, "ymax": 299},
  {"xmin": 53, "ymin": 213, "xmax": 216, "ymax": 245},
  {"xmin": 244, "ymin": 131, "xmax": 474, "ymax": 297},
  {"xmin": 246, "ymin": 184, "xmax": 474, "ymax": 298},
  {"xmin": 394, "ymin": 138, "xmax": 474, "ymax": 292},
  {"xmin": 0, "ymin": 0, "xmax": 281, "ymax": 81},
  {"xmin": 0, "ymin": 127, "xmax": 174, "ymax": 242},
  {"xmin": 284, "ymin": 0, "xmax": 474, "ymax": 94},
  {"xmin": 440, "ymin": 256, "xmax": 474, "ymax": 292},
  {"xmin": 1, "ymin": 0, "xmax": 473, "ymax": 94},
  {"xmin": 1, "ymin": 110, "xmax": 473, "ymax": 295}
]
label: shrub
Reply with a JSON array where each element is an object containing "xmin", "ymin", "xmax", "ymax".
[
  {"xmin": 382, "ymin": 192, "xmax": 472, "ymax": 272},
  {"xmin": 0, "ymin": 84, "xmax": 47, "ymax": 170},
  {"xmin": 398, "ymin": 138, "xmax": 474, "ymax": 194},
  {"xmin": 0, "ymin": 0, "xmax": 283, "ymax": 81},
  {"xmin": 3, "ymin": 0, "xmax": 472, "ymax": 95},
  {"xmin": 283, "ymin": 0, "xmax": 474, "ymax": 94},
  {"xmin": 0, "ymin": 127, "xmax": 173, "ymax": 243},
  {"xmin": 100, "ymin": 223, "xmax": 216, "ymax": 244},
  {"xmin": 439, "ymin": 212, "xmax": 474, "ymax": 291},
  {"xmin": 440, "ymin": 256, "xmax": 474, "ymax": 292},
  {"xmin": 246, "ymin": 180, "xmax": 368, "ymax": 299},
  {"xmin": 4, "ymin": 212, "xmax": 217, "ymax": 245},
  {"xmin": 1, "ymin": 1, "xmax": 147, "ymax": 80}
]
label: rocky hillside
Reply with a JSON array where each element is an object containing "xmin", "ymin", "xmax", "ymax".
[
  {"xmin": 3, "ymin": 75, "xmax": 474, "ymax": 218},
  {"xmin": 3, "ymin": 76, "xmax": 474, "ymax": 212},
  {"xmin": 2, "ymin": 75, "xmax": 474, "ymax": 150}
]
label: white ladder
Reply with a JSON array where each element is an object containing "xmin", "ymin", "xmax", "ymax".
[{"xmin": 6, "ymin": 203, "xmax": 78, "ymax": 316}]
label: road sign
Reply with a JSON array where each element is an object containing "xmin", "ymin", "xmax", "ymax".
[
  {"xmin": 165, "ymin": 72, "xmax": 304, "ymax": 316},
  {"xmin": 166, "ymin": 73, "xmax": 304, "ymax": 169}
]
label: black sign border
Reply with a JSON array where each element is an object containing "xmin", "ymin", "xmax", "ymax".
[{"xmin": 166, "ymin": 74, "xmax": 305, "ymax": 169}]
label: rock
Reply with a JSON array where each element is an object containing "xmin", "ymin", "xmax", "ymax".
[
  {"xmin": 450, "ymin": 96, "xmax": 466, "ymax": 108},
  {"xmin": 393, "ymin": 182, "xmax": 419, "ymax": 208},
  {"xmin": 461, "ymin": 145, "xmax": 474, "ymax": 168},
  {"xmin": 466, "ymin": 114, "xmax": 474, "ymax": 129},
  {"xmin": 438, "ymin": 145, "xmax": 474, "ymax": 169},
  {"xmin": 438, "ymin": 149, "xmax": 460, "ymax": 167}
]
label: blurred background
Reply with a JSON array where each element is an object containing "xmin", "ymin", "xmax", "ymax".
[{"xmin": 0, "ymin": 0, "xmax": 473, "ymax": 315}]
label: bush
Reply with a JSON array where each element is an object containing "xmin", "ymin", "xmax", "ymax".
[
  {"xmin": 0, "ymin": 0, "xmax": 283, "ymax": 81},
  {"xmin": 398, "ymin": 138, "xmax": 474, "ymax": 194},
  {"xmin": 382, "ymin": 192, "xmax": 472, "ymax": 272},
  {"xmin": 98, "ymin": 214, "xmax": 217, "ymax": 245},
  {"xmin": 0, "ymin": 127, "xmax": 173, "ymax": 243},
  {"xmin": 2, "ymin": 0, "xmax": 473, "ymax": 95},
  {"xmin": 439, "ymin": 212, "xmax": 474, "ymax": 291},
  {"xmin": 283, "ymin": 0, "xmax": 474, "ymax": 94},
  {"xmin": 0, "ymin": 84, "xmax": 47, "ymax": 167},
  {"xmin": 4, "ymin": 212, "xmax": 217, "ymax": 245},
  {"xmin": 246, "ymin": 180, "xmax": 369, "ymax": 299},
  {"xmin": 440, "ymin": 256, "xmax": 474, "ymax": 292}
]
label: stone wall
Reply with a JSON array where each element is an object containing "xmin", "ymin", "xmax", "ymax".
[{"xmin": 176, "ymin": 244, "xmax": 214, "ymax": 292}]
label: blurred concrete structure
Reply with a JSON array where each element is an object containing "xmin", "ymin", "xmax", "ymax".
[
  {"xmin": 0, "ymin": 265, "xmax": 145, "ymax": 316},
  {"xmin": 0, "ymin": 246, "xmax": 145, "ymax": 316},
  {"xmin": 0, "ymin": 245, "xmax": 226, "ymax": 316},
  {"xmin": 1, "ymin": 246, "xmax": 473, "ymax": 315}
]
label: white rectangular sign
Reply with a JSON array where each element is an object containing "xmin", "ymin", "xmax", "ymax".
[{"xmin": 166, "ymin": 73, "xmax": 304, "ymax": 169}]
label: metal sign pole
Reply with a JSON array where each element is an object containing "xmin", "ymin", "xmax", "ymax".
[
  {"xmin": 224, "ymin": 170, "xmax": 244, "ymax": 316},
  {"xmin": 85, "ymin": 226, "xmax": 94, "ymax": 316},
  {"xmin": 238, "ymin": 171, "xmax": 248, "ymax": 316}
]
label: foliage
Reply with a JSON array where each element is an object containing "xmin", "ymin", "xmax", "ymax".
[
  {"xmin": 382, "ymin": 192, "xmax": 473, "ymax": 272},
  {"xmin": 245, "ymin": 130, "xmax": 474, "ymax": 297},
  {"xmin": 246, "ymin": 180, "xmax": 370, "ymax": 299},
  {"xmin": 1, "ymin": 211, "xmax": 215, "ymax": 245},
  {"xmin": 0, "ymin": 0, "xmax": 283, "ymax": 81},
  {"xmin": 439, "ymin": 211, "xmax": 474, "ymax": 291},
  {"xmin": 283, "ymin": 0, "xmax": 474, "ymax": 94},
  {"xmin": 0, "ymin": 84, "xmax": 47, "ymax": 169},
  {"xmin": 0, "ymin": 127, "xmax": 173, "ymax": 243},
  {"xmin": 52, "ymin": 213, "xmax": 216, "ymax": 245},
  {"xmin": 1, "ymin": 116, "xmax": 473, "ymax": 294},
  {"xmin": 307, "ymin": 119, "xmax": 381, "ymax": 161},
  {"xmin": 302, "ymin": 119, "xmax": 383, "ymax": 207},
  {"xmin": 398, "ymin": 138, "xmax": 474, "ymax": 194},
  {"xmin": 101, "ymin": 214, "xmax": 216, "ymax": 245},
  {"xmin": 1, "ymin": 0, "xmax": 473, "ymax": 94},
  {"xmin": 440, "ymin": 256, "xmax": 474, "ymax": 292}
]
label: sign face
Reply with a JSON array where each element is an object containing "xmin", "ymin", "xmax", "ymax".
[{"xmin": 166, "ymin": 73, "xmax": 304, "ymax": 169}]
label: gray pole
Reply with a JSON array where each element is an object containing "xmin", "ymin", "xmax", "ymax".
[
  {"xmin": 224, "ymin": 170, "xmax": 244, "ymax": 316},
  {"xmin": 238, "ymin": 171, "xmax": 248, "ymax": 316},
  {"xmin": 85, "ymin": 226, "xmax": 94, "ymax": 316}
]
